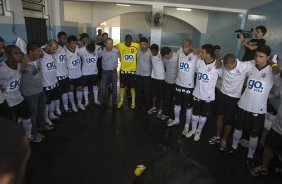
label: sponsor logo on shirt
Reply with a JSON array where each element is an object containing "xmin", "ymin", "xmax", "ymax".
[
  {"xmin": 8, "ymin": 78, "xmax": 21, "ymax": 92},
  {"xmin": 247, "ymin": 79, "xmax": 264, "ymax": 93},
  {"xmin": 85, "ymin": 57, "xmax": 96, "ymax": 64},
  {"xmin": 197, "ymin": 72, "xmax": 209, "ymax": 83},
  {"xmin": 58, "ymin": 54, "xmax": 66, "ymax": 62},
  {"xmin": 46, "ymin": 62, "xmax": 56, "ymax": 70},
  {"xmin": 179, "ymin": 62, "xmax": 190, "ymax": 72},
  {"xmin": 124, "ymin": 54, "xmax": 134, "ymax": 62},
  {"xmin": 71, "ymin": 59, "xmax": 81, "ymax": 67}
]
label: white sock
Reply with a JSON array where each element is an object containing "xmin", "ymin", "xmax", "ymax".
[
  {"xmin": 68, "ymin": 92, "xmax": 75, "ymax": 105},
  {"xmin": 185, "ymin": 108, "xmax": 192, "ymax": 129},
  {"xmin": 196, "ymin": 116, "xmax": 207, "ymax": 134},
  {"xmin": 232, "ymin": 129, "xmax": 242, "ymax": 149},
  {"xmin": 77, "ymin": 91, "xmax": 83, "ymax": 106},
  {"xmin": 191, "ymin": 115, "xmax": 199, "ymax": 133},
  {"xmin": 174, "ymin": 105, "xmax": 181, "ymax": 123},
  {"xmin": 22, "ymin": 118, "xmax": 32, "ymax": 139},
  {"xmin": 55, "ymin": 99, "xmax": 60, "ymax": 110},
  {"xmin": 62, "ymin": 93, "xmax": 69, "ymax": 107},
  {"xmin": 48, "ymin": 100, "xmax": 55, "ymax": 114},
  {"xmin": 83, "ymin": 87, "xmax": 89, "ymax": 101},
  {"xmin": 93, "ymin": 86, "xmax": 99, "ymax": 102},
  {"xmin": 248, "ymin": 136, "xmax": 258, "ymax": 159},
  {"xmin": 44, "ymin": 105, "xmax": 49, "ymax": 121}
]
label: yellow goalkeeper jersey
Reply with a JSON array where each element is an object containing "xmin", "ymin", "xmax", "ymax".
[{"xmin": 116, "ymin": 42, "xmax": 140, "ymax": 72}]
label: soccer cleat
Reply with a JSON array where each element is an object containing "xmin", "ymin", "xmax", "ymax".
[
  {"xmin": 147, "ymin": 107, "xmax": 157, "ymax": 115},
  {"xmin": 36, "ymin": 132, "xmax": 45, "ymax": 139},
  {"xmin": 208, "ymin": 136, "xmax": 221, "ymax": 145},
  {"xmin": 117, "ymin": 101, "xmax": 123, "ymax": 109},
  {"xmin": 156, "ymin": 110, "xmax": 163, "ymax": 119},
  {"xmin": 94, "ymin": 100, "xmax": 101, "ymax": 106},
  {"xmin": 246, "ymin": 157, "xmax": 255, "ymax": 170},
  {"xmin": 131, "ymin": 102, "xmax": 136, "ymax": 109},
  {"xmin": 194, "ymin": 132, "xmax": 201, "ymax": 141},
  {"xmin": 185, "ymin": 130, "xmax": 195, "ymax": 138},
  {"xmin": 228, "ymin": 147, "xmax": 237, "ymax": 155},
  {"xmin": 29, "ymin": 136, "xmax": 42, "ymax": 143},
  {"xmin": 167, "ymin": 119, "xmax": 179, "ymax": 127},
  {"xmin": 49, "ymin": 113, "xmax": 59, "ymax": 120},
  {"xmin": 56, "ymin": 108, "xmax": 62, "ymax": 116},
  {"xmin": 219, "ymin": 141, "xmax": 227, "ymax": 151},
  {"xmin": 78, "ymin": 104, "xmax": 86, "ymax": 111},
  {"xmin": 250, "ymin": 165, "xmax": 268, "ymax": 176},
  {"xmin": 64, "ymin": 105, "xmax": 69, "ymax": 112},
  {"xmin": 44, "ymin": 124, "xmax": 54, "ymax": 131},
  {"xmin": 71, "ymin": 104, "xmax": 78, "ymax": 112},
  {"xmin": 45, "ymin": 118, "xmax": 54, "ymax": 127},
  {"xmin": 182, "ymin": 128, "xmax": 189, "ymax": 136},
  {"xmin": 160, "ymin": 114, "xmax": 168, "ymax": 121},
  {"xmin": 84, "ymin": 99, "xmax": 89, "ymax": 107}
]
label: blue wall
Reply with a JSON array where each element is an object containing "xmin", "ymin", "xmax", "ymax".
[
  {"xmin": 0, "ymin": 24, "xmax": 27, "ymax": 45},
  {"xmin": 120, "ymin": 29, "xmax": 150, "ymax": 42},
  {"xmin": 247, "ymin": 0, "xmax": 282, "ymax": 55}
]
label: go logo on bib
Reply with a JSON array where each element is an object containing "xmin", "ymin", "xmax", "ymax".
[
  {"xmin": 71, "ymin": 59, "xmax": 80, "ymax": 67},
  {"xmin": 85, "ymin": 57, "xmax": 96, "ymax": 64},
  {"xmin": 9, "ymin": 78, "xmax": 21, "ymax": 91},
  {"xmin": 46, "ymin": 62, "xmax": 56, "ymax": 70},
  {"xmin": 179, "ymin": 62, "xmax": 190, "ymax": 71},
  {"xmin": 124, "ymin": 54, "xmax": 134, "ymax": 62},
  {"xmin": 198, "ymin": 72, "xmax": 209, "ymax": 83},
  {"xmin": 248, "ymin": 80, "xmax": 263, "ymax": 93},
  {"xmin": 59, "ymin": 55, "xmax": 66, "ymax": 62}
]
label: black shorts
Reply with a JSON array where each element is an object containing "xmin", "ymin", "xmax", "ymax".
[
  {"xmin": 216, "ymin": 92, "xmax": 239, "ymax": 125},
  {"xmin": 70, "ymin": 77, "xmax": 83, "ymax": 89},
  {"xmin": 265, "ymin": 128, "xmax": 282, "ymax": 151},
  {"xmin": 57, "ymin": 76, "xmax": 70, "ymax": 94},
  {"xmin": 43, "ymin": 83, "xmax": 60, "ymax": 104},
  {"xmin": 192, "ymin": 97, "xmax": 213, "ymax": 117},
  {"xmin": 10, "ymin": 100, "xmax": 30, "ymax": 119},
  {"xmin": 120, "ymin": 72, "xmax": 136, "ymax": 88},
  {"xmin": 0, "ymin": 101, "xmax": 12, "ymax": 118},
  {"xmin": 236, "ymin": 107, "xmax": 265, "ymax": 134},
  {"xmin": 151, "ymin": 78, "xmax": 165, "ymax": 99},
  {"xmin": 82, "ymin": 74, "xmax": 98, "ymax": 87},
  {"xmin": 175, "ymin": 85, "xmax": 193, "ymax": 108}
]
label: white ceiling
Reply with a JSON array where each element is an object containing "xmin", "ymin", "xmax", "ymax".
[{"xmin": 66, "ymin": 0, "xmax": 273, "ymax": 12}]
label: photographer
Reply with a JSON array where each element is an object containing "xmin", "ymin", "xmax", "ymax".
[{"xmin": 241, "ymin": 25, "xmax": 267, "ymax": 61}]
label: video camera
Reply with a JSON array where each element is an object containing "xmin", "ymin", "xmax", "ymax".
[{"xmin": 235, "ymin": 28, "xmax": 254, "ymax": 39}]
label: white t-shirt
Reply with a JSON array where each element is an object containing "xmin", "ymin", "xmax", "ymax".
[
  {"xmin": 79, "ymin": 46, "xmax": 99, "ymax": 76},
  {"xmin": 40, "ymin": 49, "xmax": 57, "ymax": 87},
  {"xmin": 151, "ymin": 54, "xmax": 165, "ymax": 80},
  {"xmin": 221, "ymin": 60, "xmax": 254, "ymax": 98},
  {"xmin": 53, "ymin": 45, "xmax": 68, "ymax": 77},
  {"xmin": 238, "ymin": 65, "xmax": 274, "ymax": 114},
  {"xmin": 0, "ymin": 62, "xmax": 23, "ymax": 107},
  {"xmin": 193, "ymin": 59, "xmax": 223, "ymax": 101},
  {"xmin": 66, "ymin": 46, "xmax": 82, "ymax": 79},
  {"xmin": 175, "ymin": 51, "xmax": 198, "ymax": 88}
]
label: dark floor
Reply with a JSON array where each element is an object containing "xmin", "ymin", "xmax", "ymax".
[{"xmin": 24, "ymin": 103, "xmax": 282, "ymax": 184}]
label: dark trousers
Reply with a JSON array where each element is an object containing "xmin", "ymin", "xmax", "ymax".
[
  {"xmin": 136, "ymin": 75, "xmax": 151, "ymax": 109},
  {"xmin": 163, "ymin": 82, "xmax": 175, "ymax": 118},
  {"xmin": 102, "ymin": 69, "xmax": 117, "ymax": 105}
]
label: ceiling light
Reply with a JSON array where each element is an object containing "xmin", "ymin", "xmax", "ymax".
[
  {"xmin": 116, "ymin": 4, "xmax": 131, "ymax": 7},
  {"xmin": 176, "ymin": 8, "xmax": 192, "ymax": 11}
]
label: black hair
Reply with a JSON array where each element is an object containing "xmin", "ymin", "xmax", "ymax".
[
  {"xmin": 150, "ymin": 44, "xmax": 159, "ymax": 52},
  {"xmin": 5, "ymin": 45, "xmax": 21, "ymax": 56},
  {"xmin": 102, "ymin": 32, "xmax": 108, "ymax": 37},
  {"xmin": 79, "ymin": 33, "xmax": 89, "ymax": 41},
  {"xmin": 256, "ymin": 25, "xmax": 267, "ymax": 35},
  {"xmin": 201, "ymin": 44, "xmax": 215, "ymax": 57},
  {"xmin": 0, "ymin": 36, "xmax": 4, "ymax": 43},
  {"xmin": 67, "ymin": 35, "xmax": 78, "ymax": 43},
  {"xmin": 57, "ymin": 31, "xmax": 67, "ymax": 39},
  {"xmin": 214, "ymin": 45, "xmax": 221, "ymax": 50},
  {"xmin": 86, "ymin": 42, "xmax": 95, "ymax": 52},
  {"xmin": 139, "ymin": 153, "xmax": 217, "ymax": 184},
  {"xmin": 0, "ymin": 117, "xmax": 29, "ymax": 178},
  {"xmin": 125, "ymin": 34, "xmax": 132, "ymax": 41},
  {"xmin": 223, "ymin": 54, "xmax": 236, "ymax": 64},
  {"xmin": 140, "ymin": 37, "xmax": 148, "ymax": 43},
  {"xmin": 256, "ymin": 45, "xmax": 271, "ymax": 56},
  {"xmin": 160, "ymin": 46, "xmax": 171, "ymax": 57},
  {"xmin": 26, "ymin": 42, "xmax": 40, "ymax": 53}
]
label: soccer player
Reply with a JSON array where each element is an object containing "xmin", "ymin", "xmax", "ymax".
[
  {"xmin": 53, "ymin": 31, "xmax": 70, "ymax": 112},
  {"xmin": 208, "ymin": 54, "xmax": 254, "ymax": 151},
  {"xmin": 185, "ymin": 44, "xmax": 223, "ymax": 142},
  {"xmin": 147, "ymin": 44, "xmax": 165, "ymax": 117},
  {"xmin": 0, "ymin": 45, "xmax": 33, "ymax": 141},
  {"xmin": 167, "ymin": 39, "xmax": 197, "ymax": 129},
  {"xmin": 116, "ymin": 34, "xmax": 140, "ymax": 109},
  {"xmin": 66, "ymin": 35, "xmax": 85, "ymax": 112},
  {"xmin": 135, "ymin": 37, "xmax": 152, "ymax": 110},
  {"xmin": 40, "ymin": 40, "xmax": 60, "ymax": 125},
  {"xmin": 228, "ymin": 45, "xmax": 278, "ymax": 168},
  {"xmin": 160, "ymin": 46, "xmax": 178, "ymax": 121},
  {"xmin": 80, "ymin": 42, "xmax": 100, "ymax": 106}
]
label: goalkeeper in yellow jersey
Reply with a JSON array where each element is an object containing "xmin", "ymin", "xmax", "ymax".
[{"xmin": 116, "ymin": 34, "xmax": 140, "ymax": 109}]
